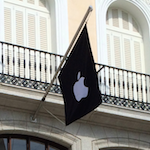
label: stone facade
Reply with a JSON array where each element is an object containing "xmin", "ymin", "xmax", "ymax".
[{"xmin": 1, "ymin": 0, "xmax": 150, "ymax": 150}]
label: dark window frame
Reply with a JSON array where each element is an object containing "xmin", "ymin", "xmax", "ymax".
[{"xmin": 0, "ymin": 134, "xmax": 68, "ymax": 150}]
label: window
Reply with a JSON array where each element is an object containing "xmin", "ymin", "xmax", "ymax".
[
  {"xmin": 105, "ymin": 8, "xmax": 146, "ymax": 100},
  {"xmin": 106, "ymin": 8, "xmax": 144, "ymax": 73},
  {"xmin": 4, "ymin": 0, "xmax": 51, "ymax": 51},
  {"xmin": 0, "ymin": 134, "xmax": 68, "ymax": 150}
]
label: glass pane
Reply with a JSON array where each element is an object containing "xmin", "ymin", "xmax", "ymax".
[
  {"xmin": 0, "ymin": 138, "xmax": 7, "ymax": 150},
  {"xmin": 11, "ymin": 138, "xmax": 26, "ymax": 150},
  {"xmin": 31, "ymin": 141, "xmax": 45, "ymax": 150},
  {"xmin": 49, "ymin": 147, "xmax": 58, "ymax": 150}
]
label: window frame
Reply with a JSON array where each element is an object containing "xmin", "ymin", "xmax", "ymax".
[{"xmin": 0, "ymin": 134, "xmax": 68, "ymax": 150}]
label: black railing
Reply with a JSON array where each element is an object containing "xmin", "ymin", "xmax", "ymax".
[
  {"xmin": 0, "ymin": 41, "xmax": 62, "ymax": 92},
  {"xmin": 96, "ymin": 64, "xmax": 150, "ymax": 110},
  {"xmin": 0, "ymin": 41, "xmax": 150, "ymax": 111}
]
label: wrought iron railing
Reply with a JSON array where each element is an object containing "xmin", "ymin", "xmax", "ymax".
[
  {"xmin": 0, "ymin": 41, "xmax": 150, "ymax": 111},
  {"xmin": 0, "ymin": 41, "xmax": 62, "ymax": 93},
  {"xmin": 96, "ymin": 64, "xmax": 150, "ymax": 110}
]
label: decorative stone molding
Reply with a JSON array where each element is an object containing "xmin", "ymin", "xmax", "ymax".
[
  {"xmin": 0, "ymin": 107, "xmax": 81, "ymax": 150},
  {"xmin": 0, "ymin": 119, "xmax": 81, "ymax": 150},
  {"xmin": 92, "ymin": 137, "xmax": 150, "ymax": 150},
  {"xmin": 141, "ymin": 0, "xmax": 150, "ymax": 5}
]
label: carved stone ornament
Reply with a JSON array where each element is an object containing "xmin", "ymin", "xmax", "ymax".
[
  {"xmin": 130, "ymin": 0, "xmax": 150, "ymax": 5},
  {"xmin": 141, "ymin": 0, "xmax": 150, "ymax": 5}
]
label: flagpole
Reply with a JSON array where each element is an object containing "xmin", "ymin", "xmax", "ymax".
[{"xmin": 31, "ymin": 6, "xmax": 93, "ymax": 121}]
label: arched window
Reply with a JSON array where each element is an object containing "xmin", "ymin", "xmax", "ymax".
[
  {"xmin": 0, "ymin": 134, "xmax": 68, "ymax": 150},
  {"xmin": 4, "ymin": 0, "xmax": 50, "ymax": 52},
  {"xmin": 106, "ymin": 8, "xmax": 144, "ymax": 73}
]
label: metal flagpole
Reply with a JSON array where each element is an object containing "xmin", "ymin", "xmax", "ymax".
[{"xmin": 31, "ymin": 6, "xmax": 93, "ymax": 121}]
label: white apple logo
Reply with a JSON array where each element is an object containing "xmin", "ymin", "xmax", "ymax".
[{"xmin": 73, "ymin": 71, "xmax": 89, "ymax": 102}]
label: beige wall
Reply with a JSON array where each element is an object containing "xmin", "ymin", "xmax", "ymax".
[{"xmin": 68, "ymin": 0, "xmax": 98, "ymax": 62}]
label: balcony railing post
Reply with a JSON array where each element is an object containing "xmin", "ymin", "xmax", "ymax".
[
  {"xmin": 104, "ymin": 66, "xmax": 106, "ymax": 95},
  {"xmin": 122, "ymin": 69, "xmax": 125, "ymax": 99},
  {"xmin": 7, "ymin": 44, "xmax": 9, "ymax": 75},
  {"xmin": 18, "ymin": 47, "xmax": 20, "ymax": 78},
  {"xmin": 50, "ymin": 54, "xmax": 52, "ymax": 81},
  {"xmin": 29, "ymin": 49, "xmax": 31, "ymax": 80},
  {"xmin": 108, "ymin": 66, "xmax": 111, "ymax": 96},
  {"xmin": 34, "ymin": 50, "xmax": 36, "ymax": 81},
  {"xmin": 145, "ymin": 75, "xmax": 148, "ymax": 103},
  {"xmin": 127, "ymin": 71, "xmax": 129, "ymax": 100},
  {"xmin": 118, "ymin": 69, "xmax": 120, "ymax": 98},
  {"xmin": 23, "ymin": 48, "xmax": 25, "ymax": 79},
  {"xmin": 1, "ymin": 42, "xmax": 4, "ymax": 74},
  {"xmin": 141, "ymin": 74, "xmax": 143, "ymax": 102},
  {"xmin": 136, "ymin": 73, "xmax": 139, "ymax": 101},
  {"xmin": 44, "ymin": 53, "xmax": 47, "ymax": 83},
  {"xmin": 13, "ymin": 45, "xmax": 15, "ymax": 76},
  {"xmin": 113, "ymin": 68, "xmax": 116, "ymax": 97},
  {"xmin": 1, "ymin": 43, "xmax": 3, "ymax": 74}
]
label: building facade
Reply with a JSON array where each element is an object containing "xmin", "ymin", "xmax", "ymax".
[{"xmin": 1, "ymin": 0, "xmax": 150, "ymax": 149}]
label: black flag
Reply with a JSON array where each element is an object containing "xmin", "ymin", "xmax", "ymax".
[{"xmin": 58, "ymin": 25, "xmax": 102, "ymax": 125}]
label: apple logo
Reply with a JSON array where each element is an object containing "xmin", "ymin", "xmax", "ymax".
[{"xmin": 73, "ymin": 71, "xmax": 89, "ymax": 102}]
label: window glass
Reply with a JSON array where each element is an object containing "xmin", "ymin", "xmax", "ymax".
[
  {"xmin": 31, "ymin": 141, "xmax": 45, "ymax": 150},
  {"xmin": 11, "ymin": 138, "xmax": 26, "ymax": 150},
  {"xmin": 0, "ymin": 138, "xmax": 7, "ymax": 150},
  {"xmin": 49, "ymin": 147, "xmax": 59, "ymax": 150}
]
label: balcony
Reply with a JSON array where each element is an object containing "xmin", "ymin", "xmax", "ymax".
[{"xmin": 0, "ymin": 41, "xmax": 150, "ymax": 112}]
